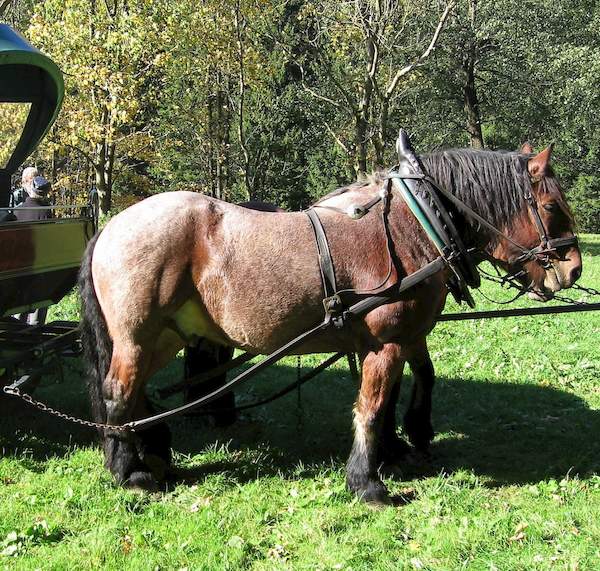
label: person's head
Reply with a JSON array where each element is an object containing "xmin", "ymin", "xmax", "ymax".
[
  {"xmin": 31, "ymin": 176, "xmax": 51, "ymax": 198},
  {"xmin": 21, "ymin": 166, "xmax": 39, "ymax": 196}
]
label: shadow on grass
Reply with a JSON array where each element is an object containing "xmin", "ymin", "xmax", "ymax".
[
  {"xmin": 580, "ymin": 236, "xmax": 600, "ymax": 257},
  {"xmin": 170, "ymin": 366, "xmax": 600, "ymax": 487},
  {"xmin": 2, "ymin": 359, "xmax": 599, "ymax": 487}
]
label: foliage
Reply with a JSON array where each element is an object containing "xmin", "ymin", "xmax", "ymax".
[
  {"xmin": 569, "ymin": 176, "xmax": 600, "ymax": 233},
  {"xmin": 26, "ymin": 0, "xmax": 171, "ymax": 213},
  {"xmin": 0, "ymin": 0, "xmax": 598, "ymax": 227}
]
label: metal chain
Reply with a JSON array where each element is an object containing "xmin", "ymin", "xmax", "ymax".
[
  {"xmin": 477, "ymin": 269, "xmax": 528, "ymax": 304},
  {"xmin": 571, "ymin": 283, "xmax": 600, "ymax": 297},
  {"xmin": 3, "ymin": 386, "xmax": 130, "ymax": 432},
  {"xmin": 480, "ymin": 271, "xmax": 600, "ymax": 307},
  {"xmin": 552, "ymin": 292, "xmax": 587, "ymax": 305},
  {"xmin": 5, "ymin": 273, "xmax": 599, "ymax": 433}
]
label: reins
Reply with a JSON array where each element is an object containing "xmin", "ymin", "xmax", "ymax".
[{"xmin": 406, "ymin": 173, "xmax": 578, "ymax": 270}]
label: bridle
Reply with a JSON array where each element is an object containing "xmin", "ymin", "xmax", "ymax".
[
  {"xmin": 3, "ymin": 148, "xmax": 583, "ymax": 433},
  {"xmin": 411, "ymin": 172, "xmax": 579, "ymax": 280},
  {"xmin": 309, "ymin": 165, "xmax": 579, "ymax": 312},
  {"xmin": 514, "ymin": 181, "xmax": 579, "ymax": 269}
]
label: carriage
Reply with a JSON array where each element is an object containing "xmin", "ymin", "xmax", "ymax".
[{"xmin": 0, "ymin": 24, "xmax": 96, "ymax": 389}]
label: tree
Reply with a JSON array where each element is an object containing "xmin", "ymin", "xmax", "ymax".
[
  {"xmin": 291, "ymin": 0, "xmax": 455, "ymax": 175},
  {"xmin": 28, "ymin": 0, "xmax": 169, "ymax": 214}
]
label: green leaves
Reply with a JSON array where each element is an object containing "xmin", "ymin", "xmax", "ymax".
[{"xmin": 0, "ymin": 0, "xmax": 594, "ymax": 226}]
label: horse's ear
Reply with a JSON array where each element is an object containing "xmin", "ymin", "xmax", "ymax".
[
  {"xmin": 520, "ymin": 142, "xmax": 533, "ymax": 154},
  {"xmin": 527, "ymin": 143, "xmax": 553, "ymax": 181}
]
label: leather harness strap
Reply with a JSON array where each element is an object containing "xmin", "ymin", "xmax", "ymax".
[
  {"xmin": 305, "ymin": 208, "xmax": 337, "ymax": 300},
  {"xmin": 125, "ymin": 256, "xmax": 446, "ymax": 431},
  {"xmin": 412, "ymin": 174, "xmax": 579, "ymax": 267},
  {"xmin": 6, "ymin": 130, "xmax": 583, "ymax": 433}
]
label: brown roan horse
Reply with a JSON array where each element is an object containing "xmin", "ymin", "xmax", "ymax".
[{"xmin": 79, "ymin": 143, "xmax": 582, "ymax": 505}]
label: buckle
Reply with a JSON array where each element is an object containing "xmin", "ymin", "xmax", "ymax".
[
  {"xmin": 323, "ymin": 294, "xmax": 343, "ymax": 315},
  {"xmin": 346, "ymin": 205, "xmax": 367, "ymax": 219}
]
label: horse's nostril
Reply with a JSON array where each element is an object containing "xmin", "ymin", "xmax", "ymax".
[{"xmin": 570, "ymin": 265, "xmax": 582, "ymax": 284}]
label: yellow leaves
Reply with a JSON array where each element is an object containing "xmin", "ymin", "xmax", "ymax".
[
  {"xmin": 508, "ymin": 521, "xmax": 529, "ymax": 543},
  {"xmin": 26, "ymin": 0, "xmax": 165, "ymax": 167},
  {"xmin": 0, "ymin": 103, "xmax": 31, "ymax": 167}
]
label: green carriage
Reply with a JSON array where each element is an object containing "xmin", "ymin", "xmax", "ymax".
[{"xmin": 0, "ymin": 24, "xmax": 95, "ymax": 385}]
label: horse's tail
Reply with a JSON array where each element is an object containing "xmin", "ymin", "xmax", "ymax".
[{"xmin": 78, "ymin": 233, "xmax": 112, "ymax": 425}]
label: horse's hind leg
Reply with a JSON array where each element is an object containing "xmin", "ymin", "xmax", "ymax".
[
  {"xmin": 347, "ymin": 343, "xmax": 404, "ymax": 505},
  {"xmin": 184, "ymin": 339, "xmax": 236, "ymax": 426},
  {"xmin": 132, "ymin": 397, "xmax": 172, "ymax": 482},
  {"xmin": 379, "ymin": 366, "xmax": 412, "ymax": 467},
  {"xmin": 102, "ymin": 342, "xmax": 168, "ymax": 491},
  {"xmin": 403, "ymin": 340, "xmax": 435, "ymax": 452}
]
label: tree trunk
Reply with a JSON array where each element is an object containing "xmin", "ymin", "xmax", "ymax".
[
  {"xmin": 207, "ymin": 88, "xmax": 216, "ymax": 197},
  {"xmin": 462, "ymin": 57, "xmax": 484, "ymax": 149},
  {"xmin": 215, "ymin": 84, "xmax": 230, "ymax": 201},
  {"xmin": 355, "ymin": 110, "xmax": 369, "ymax": 176},
  {"xmin": 234, "ymin": 0, "xmax": 253, "ymax": 200},
  {"xmin": 95, "ymin": 138, "xmax": 115, "ymax": 215},
  {"xmin": 463, "ymin": 0, "xmax": 484, "ymax": 149},
  {"xmin": 95, "ymin": 164, "xmax": 110, "ymax": 215},
  {"xmin": 373, "ymin": 97, "xmax": 389, "ymax": 168},
  {"xmin": 354, "ymin": 29, "xmax": 376, "ymax": 176}
]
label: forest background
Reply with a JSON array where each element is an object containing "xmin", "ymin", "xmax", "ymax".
[{"xmin": 1, "ymin": 0, "xmax": 599, "ymax": 231}]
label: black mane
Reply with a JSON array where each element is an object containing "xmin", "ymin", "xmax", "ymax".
[
  {"xmin": 316, "ymin": 148, "xmax": 550, "ymax": 244},
  {"xmin": 421, "ymin": 148, "xmax": 531, "ymax": 232}
]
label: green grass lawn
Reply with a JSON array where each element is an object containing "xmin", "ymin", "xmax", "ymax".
[{"xmin": 1, "ymin": 236, "xmax": 599, "ymax": 570}]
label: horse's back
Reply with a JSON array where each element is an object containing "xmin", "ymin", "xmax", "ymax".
[{"xmin": 92, "ymin": 193, "xmax": 224, "ymax": 335}]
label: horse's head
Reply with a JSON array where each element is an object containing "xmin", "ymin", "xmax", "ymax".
[{"xmin": 490, "ymin": 144, "xmax": 582, "ymax": 301}]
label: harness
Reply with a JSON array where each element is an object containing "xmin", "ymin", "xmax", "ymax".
[
  {"xmin": 3, "ymin": 131, "xmax": 580, "ymax": 432},
  {"xmin": 517, "ymin": 188, "xmax": 578, "ymax": 267},
  {"xmin": 305, "ymin": 130, "xmax": 482, "ymax": 324},
  {"xmin": 301, "ymin": 132, "xmax": 578, "ymax": 334}
]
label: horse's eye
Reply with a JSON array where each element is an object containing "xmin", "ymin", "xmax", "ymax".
[{"xmin": 543, "ymin": 202, "xmax": 557, "ymax": 212}]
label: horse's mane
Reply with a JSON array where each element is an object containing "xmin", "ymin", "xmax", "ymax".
[
  {"xmin": 421, "ymin": 149, "xmax": 530, "ymax": 230},
  {"xmin": 317, "ymin": 148, "xmax": 571, "ymax": 229}
]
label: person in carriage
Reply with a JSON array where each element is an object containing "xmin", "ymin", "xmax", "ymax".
[{"xmin": 14, "ymin": 169, "xmax": 53, "ymax": 222}]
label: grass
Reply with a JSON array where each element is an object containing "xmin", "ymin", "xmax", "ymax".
[{"xmin": 1, "ymin": 235, "xmax": 599, "ymax": 570}]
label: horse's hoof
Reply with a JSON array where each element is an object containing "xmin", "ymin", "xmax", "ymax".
[
  {"xmin": 412, "ymin": 439, "xmax": 433, "ymax": 454},
  {"xmin": 379, "ymin": 462, "xmax": 403, "ymax": 479},
  {"xmin": 379, "ymin": 436, "xmax": 411, "ymax": 464},
  {"xmin": 125, "ymin": 471, "xmax": 160, "ymax": 492},
  {"xmin": 411, "ymin": 449, "xmax": 432, "ymax": 463},
  {"xmin": 358, "ymin": 481, "xmax": 392, "ymax": 507},
  {"xmin": 143, "ymin": 453, "xmax": 170, "ymax": 481}
]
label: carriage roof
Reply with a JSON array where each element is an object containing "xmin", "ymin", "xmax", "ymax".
[
  {"xmin": 0, "ymin": 23, "xmax": 64, "ymax": 205},
  {"xmin": 0, "ymin": 25, "xmax": 92, "ymax": 322}
]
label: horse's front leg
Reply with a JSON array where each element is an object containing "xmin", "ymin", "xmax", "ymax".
[
  {"xmin": 347, "ymin": 343, "xmax": 405, "ymax": 505},
  {"xmin": 403, "ymin": 339, "xmax": 435, "ymax": 452},
  {"xmin": 379, "ymin": 366, "xmax": 412, "ymax": 466}
]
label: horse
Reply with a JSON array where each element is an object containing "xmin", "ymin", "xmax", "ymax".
[{"xmin": 78, "ymin": 143, "xmax": 581, "ymax": 505}]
